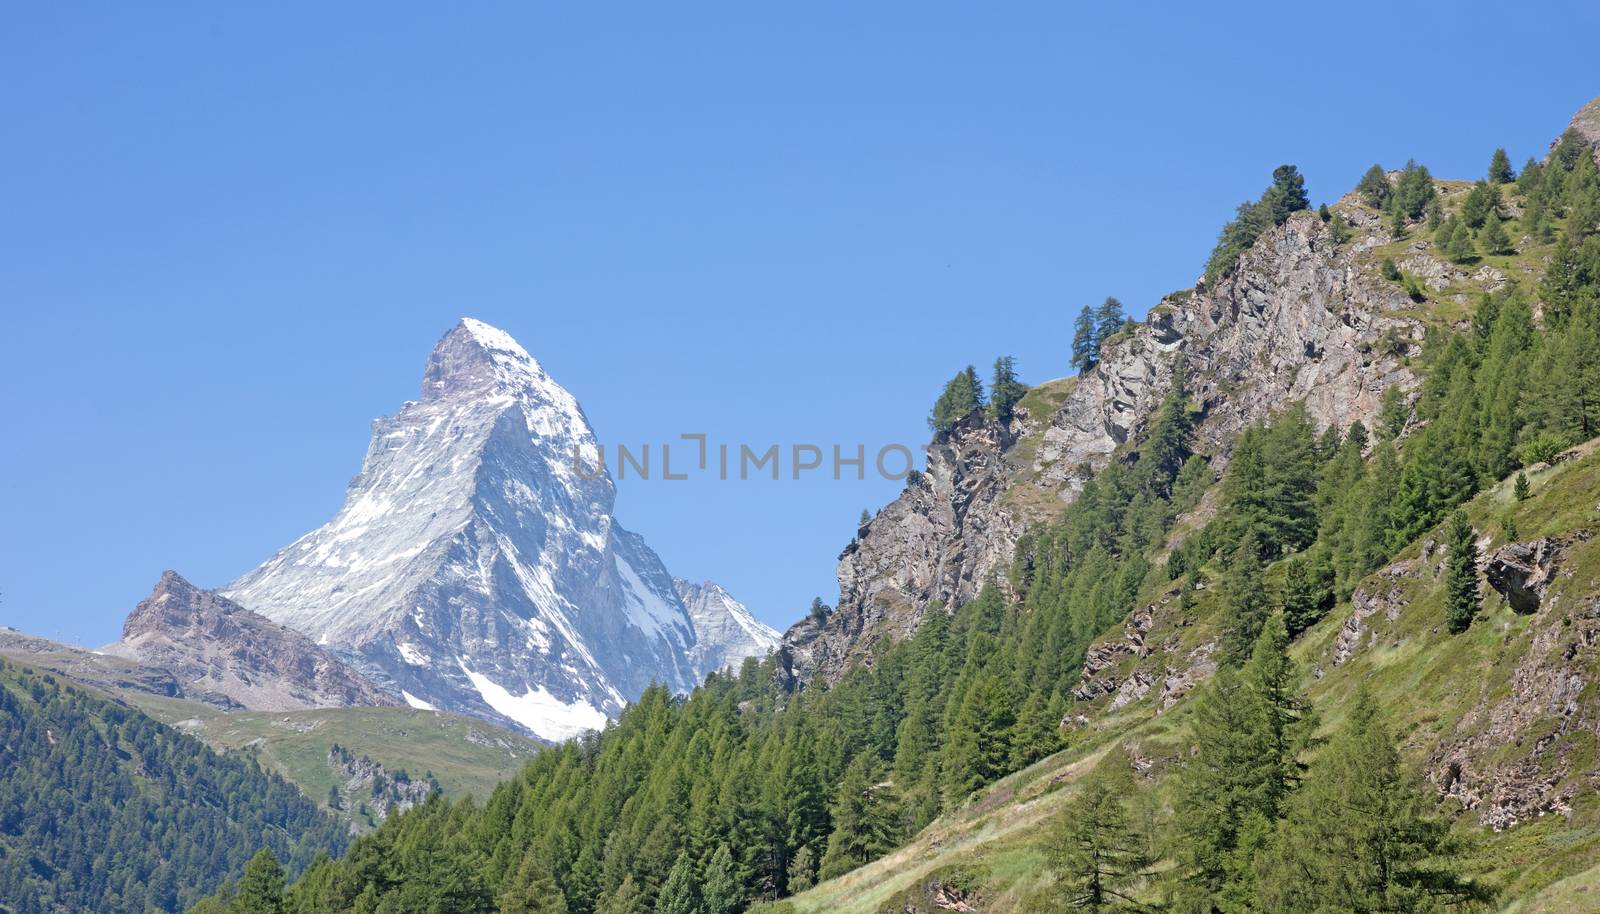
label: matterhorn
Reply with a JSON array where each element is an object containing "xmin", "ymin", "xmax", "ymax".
[{"xmin": 225, "ymin": 318, "xmax": 776, "ymax": 740}]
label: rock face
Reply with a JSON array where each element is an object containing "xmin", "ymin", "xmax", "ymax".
[
  {"xmin": 327, "ymin": 744, "xmax": 438, "ymax": 826},
  {"xmin": 1485, "ymin": 534, "xmax": 1587, "ymax": 614},
  {"xmin": 784, "ymin": 207, "xmax": 1422, "ymax": 684},
  {"xmin": 1556, "ymin": 95, "xmax": 1600, "ymax": 165},
  {"xmin": 103, "ymin": 571, "xmax": 397, "ymax": 711},
  {"xmin": 674, "ymin": 579, "xmax": 780, "ymax": 677},
  {"xmin": 225, "ymin": 319, "xmax": 770, "ymax": 740}
]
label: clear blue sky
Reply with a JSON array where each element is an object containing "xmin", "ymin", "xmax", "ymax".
[{"xmin": 2, "ymin": 3, "xmax": 1596, "ymax": 644}]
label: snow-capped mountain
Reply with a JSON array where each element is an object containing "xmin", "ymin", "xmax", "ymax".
[
  {"xmin": 675, "ymin": 579, "xmax": 780, "ymax": 677},
  {"xmin": 225, "ymin": 318, "xmax": 772, "ymax": 741}
]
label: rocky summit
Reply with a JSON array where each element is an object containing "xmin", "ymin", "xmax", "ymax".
[{"xmin": 224, "ymin": 318, "xmax": 772, "ymax": 740}]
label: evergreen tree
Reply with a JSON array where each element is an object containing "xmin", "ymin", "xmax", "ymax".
[
  {"xmin": 1488, "ymin": 147, "xmax": 1515, "ymax": 184},
  {"xmin": 656, "ymin": 855, "xmax": 702, "ymax": 914},
  {"xmin": 858, "ymin": 508, "xmax": 871, "ymax": 528},
  {"xmin": 1262, "ymin": 165, "xmax": 1311, "ymax": 225},
  {"xmin": 1445, "ymin": 510, "xmax": 1480, "ymax": 633},
  {"xmin": 1390, "ymin": 160, "xmax": 1436, "ymax": 221},
  {"xmin": 928, "ymin": 366, "xmax": 985, "ymax": 434},
  {"xmin": 819, "ymin": 754, "xmax": 901, "ymax": 880},
  {"xmin": 1048, "ymin": 773, "xmax": 1152, "ymax": 912},
  {"xmin": 1445, "ymin": 222, "xmax": 1477, "ymax": 263},
  {"xmin": 989, "ymin": 355, "xmax": 1026, "ymax": 424},
  {"xmin": 1514, "ymin": 471, "xmax": 1530, "ymax": 501},
  {"xmin": 1094, "ymin": 297, "xmax": 1127, "ymax": 345},
  {"xmin": 1218, "ymin": 538, "xmax": 1270, "ymax": 668},
  {"xmin": 1253, "ymin": 690, "xmax": 1488, "ymax": 913},
  {"xmin": 1356, "ymin": 164, "xmax": 1391, "ymax": 208},
  {"xmin": 232, "ymin": 849, "xmax": 286, "ymax": 914},
  {"xmin": 707, "ymin": 845, "xmax": 742, "ymax": 914},
  {"xmin": 785, "ymin": 845, "xmax": 816, "ymax": 895},
  {"xmin": 498, "ymin": 854, "xmax": 568, "ymax": 914},
  {"xmin": 1280, "ymin": 552, "xmax": 1333, "ymax": 637},
  {"xmin": 1479, "ymin": 215, "xmax": 1512, "ymax": 256},
  {"xmin": 597, "ymin": 876, "xmax": 645, "ymax": 914},
  {"xmin": 1073, "ymin": 306, "xmax": 1099, "ymax": 372},
  {"xmin": 1461, "ymin": 181, "xmax": 1500, "ymax": 228},
  {"xmin": 1380, "ymin": 257, "xmax": 1402, "ymax": 282}
]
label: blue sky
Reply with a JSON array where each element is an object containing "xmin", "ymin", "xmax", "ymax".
[{"xmin": 2, "ymin": 3, "xmax": 1597, "ymax": 643}]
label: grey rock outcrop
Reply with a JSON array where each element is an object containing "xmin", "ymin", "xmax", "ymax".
[
  {"xmin": 102, "ymin": 571, "xmax": 398, "ymax": 711},
  {"xmin": 785, "ymin": 205, "xmax": 1422, "ymax": 684},
  {"xmin": 1485, "ymin": 534, "xmax": 1589, "ymax": 614}
]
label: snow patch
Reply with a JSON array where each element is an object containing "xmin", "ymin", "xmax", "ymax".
[
  {"xmin": 459, "ymin": 660, "xmax": 607, "ymax": 742},
  {"xmin": 397, "ymin": 642, "xmax": 429, "ymax": 666},
  {"xmin": 401, "ymin": 690, "xmax": 437, "ymax": 711}
]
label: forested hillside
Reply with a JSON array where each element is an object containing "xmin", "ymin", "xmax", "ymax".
[
  {"xmin": 0, "ymin": 660, "xmax": 347, "ymax": 914},
  {"xmin": 189, "ymin": 108, "xmax": 1600, "ymax": 914}
]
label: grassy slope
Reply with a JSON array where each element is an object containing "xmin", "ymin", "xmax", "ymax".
[{"xmin": 120, "ymin": 693, "xmax": 544, "ymax": 812}]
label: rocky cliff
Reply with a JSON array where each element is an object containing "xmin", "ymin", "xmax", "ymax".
[
  {"xmin": 674, "ymin": 579, "xmax": 781, "ymax": 677},
  {"xmin": 103, "ymin": 570, "xmax": 398, "ymax": 711},
  {"xmin": 784, "ymin": 200, "xmax": 1423, "ymax": 684}
]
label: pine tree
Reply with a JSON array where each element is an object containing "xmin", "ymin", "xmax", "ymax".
[
  {"xmin": 1461, "ymin": 181, "xmax": 1500, "ymax": 228},
  {"xmin": 858, "ymin": 508, "xmax": 871, "ymax": 528},
  {"xmin": 1479, "ymin": 215, "xmax": 1512, "ymax": 255},
  {"xmin": 989, "ymin": 355, "xmax": 1026, "ymax": 424},
  {"xmin": 1357, "ymin": 164, "xmax": 1391, "ymax": 208},
  {"xmin": 929, "ymin": 366, "xmax": 986, "ymax": 434},
  {"xmin": 1072, "ymin": 306, "xmax": 1099, "ymax": 372},
  {"xmin": 657, "ymin": 854, "xmax": 703, "ymax": 914},
  {"xmin": 1488, "ymin": 147, "xmax": 1515, "ymax": 184},
  {"xmin": 1380, "ymin": 257, "xmax": 1402, "ymax": 282},
  {"xmin": 1514, "ymin": 472, "xmax": 1530, "ymax": 501},
  {"xmin": 1281, "ymin": 553, "xmax": 1332, "ymax": 637},
  {"xmin": 1445, "ymin": 222, "xmax": 1477, "ymax": 263},
  {"xmin": 597, "ymin": 875, "xmax": 645, "ymax": 914},
  {"xmin": 1445, "ymin": 510, "xmax": 1479, "ymax": 633},
  {"xmin": 232, "ymin": 849, "xmax": 285, "ymax": 914},
  {"xmin": 1094, "ymin": 297, "xmax": 1127, "ymax": 345},
  {"xmin": 700, "ymin": 846, "xmax": 739, "ymax": 914},
  {"xmin": 1253, "ymin": 690, "xmax": 1488, "ymax": 913},
  {"xmin": 1262, "ymin": 164, "xmax": 1311, "ymax": 225},
  {"xmin": 819, "ymin": 754, "xmax": 901, "ymax": 880},
  {"xmin": 785, "ymin": 845, "xmax": 817, "ymax": 895},
  {"xmin": 1219, "ymin": 539, "xmax": 1269, "ymax": 668},
  {"xmin": 498, "ymin": 854, "xmax": 568, "ymax": 914},
  {"xmin": 1048, "ymin": 773, "xmax": 1152, "ymax": 912}
]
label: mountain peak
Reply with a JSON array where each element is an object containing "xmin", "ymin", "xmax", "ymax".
[
  {"xmin": 422, "ymin": 317, "xmax": 546, "ymax": 401},
  {"xmin": 108, "ymin": 571, "xmax": 398, "ymax": 711}
]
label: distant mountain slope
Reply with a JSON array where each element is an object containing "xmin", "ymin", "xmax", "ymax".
[
  {"xmin": 0, "ymin": 658, "xmax": 346, "ymax": 914},
  {"xmin": 675, "ymin": 578, "xmax": 780, "ymax": 677},
  {"xmin": 224, "ymin": 319, "xmax": 771, "ymax": 740},
  {"xmin": 101, "ymin": 570, "xmax": 397, "ymax": 711}
]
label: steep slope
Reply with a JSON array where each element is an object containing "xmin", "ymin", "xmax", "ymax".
[
  {"xmin": 785, "ymin": 194, "xmax": 1423, "ymax": 684},
  {"xmin": 225, "ymin": 319, "xmax": 766, "ymax": 740},
  {"xmin": 0, "ymin": 658, "xmax": 347, "ymax": 914},
  {"xmin": 101, "ymin": 570, "xmax": 397, "ymax": 711},
  {"xmin": 675, "ymin": 578, "xmax": 781, "ymax": 677},
  {"xmin": 786, "ymin": 441, "xmax": 1600, "ymax": 914}
]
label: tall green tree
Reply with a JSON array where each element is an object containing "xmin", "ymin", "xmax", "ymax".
[
  {"xmin": 989, "ymin": 355, "xmax": 1027, "ymax": 424},
  {"xmin": 231, "ymin": 850, "xmax": 285, "ymax": 914},
  {"xmin": 656, "ymin": 855, "xmax": 702, "ymax": 914},
  {"xmin": 1356, "ymin": 164, "xmax": 1391, "ymax": 208},
  {"xmin": 1073, "ymin": 306, "xmax": 1099, "ymax": 372},
  {"xmin": 1488, "ymin": 147, "xmax": 1515, "ymax": 184},
  {"xmin": 1095, "ymin": 297, "xmax": 1127, "ymax": 344},
  {"xmin": 818, "ymin": 754, "xmax": 901, "ymax": 881},
  {"xmin": 1444, "ymin": 510, "xmax": 1480, "ymax": 633},
  {"xmin": 1262, "ymin": 164, "xmax": 1311, "ymax": 225},
  {"xmin": 929, "ymin": 366, "xmax": 986, "ymax": 434},
  {"xmin": 1253, "ymin": 690, "xmax": 1488, "ymax": 913},
  {"xmin": 1048, "ymin": 773, "xmax": 1153, "ymax": 912}
]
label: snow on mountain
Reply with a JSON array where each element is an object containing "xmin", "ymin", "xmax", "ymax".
[
  {"xmin": 224, "ymin": 318, "xmax": 768, "ymax": 741},
  {"xmin": 675, "ymin": 578, "xmax": 781, "ymax": 677}
]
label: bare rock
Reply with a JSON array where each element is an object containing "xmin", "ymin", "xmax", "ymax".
[{"xmin": 1485, "ymin": 533, "xmax": 1590, "ymax": 614}]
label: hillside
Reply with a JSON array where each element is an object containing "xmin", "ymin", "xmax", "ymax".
[
  {"xmin": 787, "ymin": 440, "xmax": 1600, "ymax": 912},
  {"xmin": 0, "ymin": 659, "xmax": 347, "ymax": 914},
  {"xmin": 183, "ymin": 98, "xmax": 1600, "ymax": 914},
  {"xmin": 127, "ymin": 697, "xmax": 545, "ymax": 829}
]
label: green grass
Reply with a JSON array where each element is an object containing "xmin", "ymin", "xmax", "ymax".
[{"xmin": 115, "ymin": 692, "xmax": 544, "ymax": 828}]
